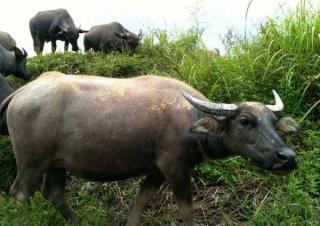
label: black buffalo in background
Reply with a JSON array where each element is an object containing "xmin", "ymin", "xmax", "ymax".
[
  {"xmin": 0, "ymin": 31, "xmax": 16, "ymax": 51},
  {"xmin": 84, "ymin": 22, "xmax": 143, "ymax": 54},
  {"xmin": 29, "ymin": 8, "xmax": 87, "ymax": 55}
]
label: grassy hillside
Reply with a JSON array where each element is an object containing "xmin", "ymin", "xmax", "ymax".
[{"xmin": 0, "ymin": 2, "xmax": 319, "ymax": 226}]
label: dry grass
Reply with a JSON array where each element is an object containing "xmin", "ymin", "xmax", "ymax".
[{"xmin": 67, "ymin": 172, "xmax": 270, "ymax": 226}]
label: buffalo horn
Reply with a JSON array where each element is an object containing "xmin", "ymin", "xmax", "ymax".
[
  {"xmin": 78, "ymin": 28, "xmax": 88, "ymax": 33},
  {"xmin": 138, "ymin": 29, "xmax": 143, "ymax": 39},
  {"xmin": 59, "ymin": 26, "xmax": 68, "ymax": 33},
  {"xmin": 78, "ymin": 25, "xmax": 88, "ymax": 33},
  {"xmin": 266, "ymin": 90, "xmax": 284, "ymax": 112},
  {"xmin": 181, "ymin": 90, "xmax": 238, "ymax": 116},
  {"xmin": 22, "ymin": 48, "xmax": 28, "ymax": 57}
]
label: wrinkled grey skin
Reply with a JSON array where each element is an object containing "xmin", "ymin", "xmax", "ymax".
[
  {"xmin": 0, "ymin": 73, "xmax": 13, "ymax": 134},
  {"xmin": 0, "ymin": 45, "xmax": 32, "ymax": 80},
  {"xmin": 0, "ymin": 31, "xmax": 16, "ymax": 51},
  {"xmin": 29, "ymin": 8, "xmax": 87, "ymax": 55},
  {"xmin": 84, "ymin": 22, "xmax": 143, "ymax": 53},
  {"xmin": 3, "ymin": 73, "xmax": 298, "ymax": 226}
]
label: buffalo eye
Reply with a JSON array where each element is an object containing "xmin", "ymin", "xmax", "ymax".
[{"xmin": 239, "ymin": 116, "xmax": 255, "ymax": 127}]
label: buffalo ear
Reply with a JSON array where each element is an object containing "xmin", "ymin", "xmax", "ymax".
[
  {"xmin": 115, "ymin": 32, "xmax": 127, "ymax": 39},
  {"xmin": 13, "ymin": 47, "xmax": 24, "ymax": 61},
  {"xmin": 190, "ymin": 117, "xmax": 225, "ymax": 136},
  {"xmin": 275, "ymin": 117, "xmax": 299, "ymax": 136}
]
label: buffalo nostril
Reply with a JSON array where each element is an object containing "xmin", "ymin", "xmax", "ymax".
[
  {"xmin": 276, "ymin": 151, "xmax": 289, "ymax": 162},
  {"xmin": 275, "ymin": 148, "xmax": 297, "ymax": 166}
]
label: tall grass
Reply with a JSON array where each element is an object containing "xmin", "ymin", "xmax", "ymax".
[{"xmin": 228, "ymin": 1, "xmax": 320, "ymax": 121}]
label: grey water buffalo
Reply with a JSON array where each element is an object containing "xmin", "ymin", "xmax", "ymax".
[
  {"xmin": 210, "ymin": 48, "xmax": 220, "ymax": 57},
  {"xmin": 29, "ymin": 8, "xmax": 87, "ymax": 55},
  {"xmin": 2, "ymin": 73, "xmax": 298, "ymax": 225},
  {"xmin": 84, "ymin": 22, "xmax": 143, "ymax": 53},
  {"xmin": 0, "ymin": 31, "xmax": 16, "ymax": 51},
  {"xmin": 0, "ymin": 44, "xmax": 32, "ymax": 80},
  {"xmin": 0, "ymin": 73, "xmax": 13, "ymax": 135}
]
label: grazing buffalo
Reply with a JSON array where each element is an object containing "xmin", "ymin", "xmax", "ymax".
[
  {"xmin": 29, "ymin": 8, "xmax": 87, "ymax": 55},
  {"xmin": 211, "ymin": 48, "xmax": 220, "ymax": 57},
  {"xmin": 84, "ymin": 22, "xmax": 143, "ymax": 53},
  {"xmin": 2, "ymin": 73, "xmax": 298, "ymax": 226},
  {"xmin": 0, "ymin": 73, "xmax": 13, "ymax": 135},
  {"xmin": 0, "ymin": 31, "xmax": 16, "ymax": 51},
  {"xmin": 0, "ymin": 44, "xmax": 32, "ymax": 80}
]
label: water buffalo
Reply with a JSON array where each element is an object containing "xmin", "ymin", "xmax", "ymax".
[
  {"xmin": 2, "ymin": 73, "xmax": 298, "ymax": 225},
  {"xmin": 84, "ymin": 22, "xmax": 143, "ymax": 53},
  {"xmin": 0, "ymin": 31, "xmax": 16, "ymax": 51},
  {"xmin": 0, "ymin": 44, "xmax": 32, "ymax": 80},
  {"xmin": 29, "ymin": 8, "xmax": 87, "ymax": 55},
  {"xmin": 0, "ymin": 73, "xmax": 13, "ymax": 135},
  {"xmin": 210, "ymin": 48, "xmax": 220, "ymax": 57}
]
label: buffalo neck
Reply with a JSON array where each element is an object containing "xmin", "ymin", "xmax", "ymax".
[{"xmin": 193, "ymin": 109, "xmax": 232, "ymax": 160}]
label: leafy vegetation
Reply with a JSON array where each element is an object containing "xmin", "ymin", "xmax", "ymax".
[{"xmin": 0, "ymin": 1, "xmax": 319, "ymax": 225}]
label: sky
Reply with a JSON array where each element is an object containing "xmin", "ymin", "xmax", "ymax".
[{"xmin": 0, "ymin": 0, "xmax": 318, "ymax": 56}]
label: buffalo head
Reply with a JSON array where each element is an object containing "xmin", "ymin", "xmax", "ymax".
[
  {"xmin": 183, "ymin": 90, "xmax": 299, "ymax": 174},
  {"xmin": 115, "ymin": 29, "xmax": 143, "ymax": 53},
  {"xmin": 58, "ymin": 26, "xmax": 88, "ymax": 51},
  {"xmin": 12, "ymin": 47, "xmax": 32, "ymax": 80}
]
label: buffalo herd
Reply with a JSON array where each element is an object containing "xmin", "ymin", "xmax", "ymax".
[
  {"xmin": 0, "ymin": 8, "xmax": 299, "ymax": 226},
  {"xmin": 29, "ymin": 8, "xmax": 142, "ymax": 55},
  {"xmin": 0, "ymin": 7, "xmax": 143, "ymax": 132}
]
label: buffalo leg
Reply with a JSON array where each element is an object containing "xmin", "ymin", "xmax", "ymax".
[
  {"xmin": 83, "ymin": 39, "xmax": 90, "ymax": 51},
  {"xmin": 10, "ymin": 163, "xmax": 46, "ymax": 203},
  {"xmin": 162, "ymin": 163, "xmax": 194, "ymax": 226},
  {"xmin": 42, "ymin": 168, "xmax": 79, "ymax": 224},
  {"xmin": 33, "ymin": 38, "xmax": 44, "ymax": 56},
  {"xmin": 51, "ymin": 41, "xmax": 57, "ymax": 53},
  {"xmin": 64, "ymin": 41, "xmax": 69, "ymax": 52},
  {"xmin": 126, "ymin": 175, "xmax": 164, "ymax": 226},
  {"xmin": 170, "ymin": 175, "xmax": 194, "ymax": 226},
  {"xmin": 39, "ymin": 40, "xmax": 45, "ymax": 55}
]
